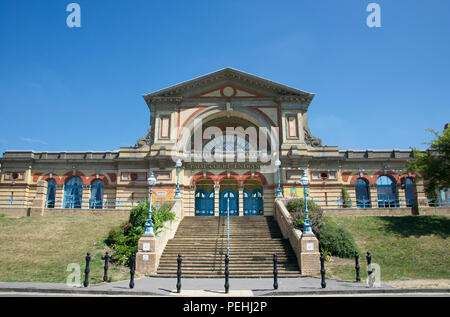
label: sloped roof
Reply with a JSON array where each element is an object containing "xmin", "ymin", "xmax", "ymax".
[{"xmin": 143, "ymin": 67, "xmax": 314, "ymax": 103}]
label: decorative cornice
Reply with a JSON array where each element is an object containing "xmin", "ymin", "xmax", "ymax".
[{"xmin": 142, "ymin": 68, "xmax": 314, "ymax": 104}]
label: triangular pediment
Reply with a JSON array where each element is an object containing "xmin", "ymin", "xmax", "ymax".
[{"xmin": 143, "ymin": 68, "xmax": 314, "ymax": 104}]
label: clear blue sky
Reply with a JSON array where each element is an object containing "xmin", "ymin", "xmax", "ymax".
[{"xmin": 0, "ymin": 0, "xmax": 449, "ymax": 154}]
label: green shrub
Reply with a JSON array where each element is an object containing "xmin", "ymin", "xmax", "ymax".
[
  {"xmin": 105, "ymin": 225, "xmax": 125, "ymax": 246},
  {"xmin": 106, "ymin": 202, "xmax": 175, "ymax": 266},
  {"xmin": 286, "ymin": 198, "xmax": 323, "ymax": 235},
  {"xmin": 341, "ymin": 186, "xmax": 351, "ymax": 208},
  {"xmin": 318, "ymin": 221, "xmax": 359, "ymax": 258}
]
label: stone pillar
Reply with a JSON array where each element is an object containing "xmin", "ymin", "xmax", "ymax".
[
  {"xmin": 397, "ymin": 184, "xmax": 406, "ymax": 207},
  {"xmin": 238, "ymin": 184, "xmax": 244, "ymax": 216},
  {"xmin": 29, "ymin": 180, "xmax": 47, "ymax": 216},
  {"xmin": 214, "ymin": 184, "xmax": 220, "ymax": 216},
  {"xmin": 415, "ymin": 180, "xmax": 430, "ymax": 214},
  {"xmin": 299, "ymin": 233, "xmax": 320, "ymax": 275},
  {"xmin": 369, "ymin": 185, "xmax": 378, "ymax": 208},
  {"xmin": 136, "ymin": 234, "xmax": 157, "ymax": 275}
]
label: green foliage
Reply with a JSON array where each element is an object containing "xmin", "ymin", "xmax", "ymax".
[
  {"xmin": 286, "ymin": 198, "xmax": 323, "ymax": 235},
  {"xmin": 341, "ymin": 186, "xmax": 351, "ymax": 208},
  {"xmin": 106, "ymin": 202, "xmax": 175, "ymax": 266},
  {"xmin": 407, "ymin": 127, "xmax": 450, "ymax": 197},
  {"xmin": 318, "ymin": 220, "xmax": 359, "ymax": 259}
]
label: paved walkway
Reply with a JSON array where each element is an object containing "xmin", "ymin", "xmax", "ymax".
[{"xmin": 3, "ymin": 276, "xmax": 441, "ymax": 296}]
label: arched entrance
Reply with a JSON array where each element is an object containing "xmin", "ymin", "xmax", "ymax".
[
  {"xmin": 219, "ymin": 178, "xmax": 239, "ymax": 216},
  {"xmin": 243, "ymin": 179, "xmax": 263, "ymax": 216},
  {"xmin": 195, "ymin": 178, "xmax": 215, "ymax": 216}
]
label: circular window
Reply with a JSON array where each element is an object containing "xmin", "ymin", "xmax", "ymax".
[
  {"xmin": 12, "ymin": 172, "xmax": 19, "ymax": 180},
  {"xmin": 320, "ymin": 173, "xmax": 328, "ymax": 180},
  {"xmin": 130, "ymin": 173, "xmax": 138, "ymax": 181},
  {"xmin": 222, "ymin": 86, "xmax": 235, "ymax": 97}
]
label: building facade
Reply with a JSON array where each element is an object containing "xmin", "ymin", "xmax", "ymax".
[{"xmin": 0, "ymin": 68, "xmax": 429, "ymax": 214}]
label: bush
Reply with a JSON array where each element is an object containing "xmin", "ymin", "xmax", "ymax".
[
  {"xmin": 341, "ymin": 186, "xmax": 351, "ymax": 208},
  {"xmin": 318, "ymin": 221, "xmax": 359, "ymax": 258},
  {"xmin": 286, "ymin": 198, "xmax": 323, "ymax": 235},
  {"xmin": 106, "ymin": 202, "xmax": 175, "ymax": 266}
]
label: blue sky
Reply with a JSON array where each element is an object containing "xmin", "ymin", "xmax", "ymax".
[{"xmin": 0, "ymin": 0, "xmax": 449, "ymax": 154}]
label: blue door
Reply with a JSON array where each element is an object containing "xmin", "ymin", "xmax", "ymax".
[
  {"xmin": 63, "ymin": 176, "xmax": 83, "ymax": 208},
  {"xmin": 244, "ymin": 189, "xmax": 263, "ymax": 216},
  {"xmin": 46, "ymin": 179, "xmax": 56, "ymax": 208},
  {"xmin": 404, "ymin": 178, "xmax": 416, "ymax": 207},
  {"xmin": 195, "ymin": 190, "xmax": 215, "ymax": 216},
  {"xmin": 90, "ymin": 179, "xmax": 104, "ymax": 209},
  {"xmin": 219, "ymin": 190, "xmax": 238, "ymax": 216}
]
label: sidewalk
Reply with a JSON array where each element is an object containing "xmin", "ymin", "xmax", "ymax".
[{"xmin": 0, "ymin": 277, "xmax": 448, "ymax": 296}]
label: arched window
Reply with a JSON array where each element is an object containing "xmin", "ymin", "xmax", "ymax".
[
  {"xmin": 64, "ymin": 176, "xmax": 83, "ymax": 209},
  {"xmin": 46, "ymin": 179, "xmax": 57, "ymax": 208},
  {"xmin": 403, "ymin": 178, "xmax": 416, "ymax": 207},
  {"xmin": 355, "ymin": 178, "xmax": 371, "ymax": 208},
  {"xmin": 376, "ymin": 175, "xmax": 398, "ymax": 208},
  {"xmin": 90, "ymin": 179, "xmax": 104, "ymax": 209}
]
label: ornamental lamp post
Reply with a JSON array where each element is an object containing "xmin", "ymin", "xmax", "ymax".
[
  {"xmin": 300, "ymin": 171, "xmax": 313, "ymax": 234},
  {"xmin": 275, "ymin": 159, "xmax": 283, "ymax": 198},
  {"xmin": 174, "ymin": 159, "xmax": 182, "ymax": 198},
  {"xmin": 144, "ymin": 172, "xmax": 157, "ymax": 236}
]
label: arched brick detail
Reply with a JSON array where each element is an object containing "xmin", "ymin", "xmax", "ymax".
[
  {"xmin": 350, "ymin": 174, "xmax": 372, "ymax": 185},
  {"xmin": 341, "ymin": 172, "xmax": 352, "ymax": 183},
  {"xmin": 87, "ymin": 174, "xmax": 109, "ymax": 186},
  {"xmin": 61, "ymin": 171, "xmax": 87, "ymax": 185},
  {"xmin": 191, "ymin": 171, "xmax": 217, "ymax": 185},
  {"xmin": 373, "ymin": 171, "xmax": 400, "ymax": 184},
  {"xmin": 107, "ymin": 173, "xmax": 117, "ymax": 183},
  {"xmin": 217, "ymin": 171, "xmax": 241, "ymax": 184},
  {"xmin": 40, "ymin": 173, "xmax": 63, "ymax": 185},
  {"xmin": 241, "ymin": 171, "xmax": 268, "ymax": 185}
]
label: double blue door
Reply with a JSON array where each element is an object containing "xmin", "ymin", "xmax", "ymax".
[
  {"xmin": 219, "ymin": 190, "xmax": 238, "ymax": 216},
  {"xmin": 243, "ymin": 189, "xmax": 263, "ymax": 216},
  {"xmin": 195, "ymin": 190, "xmax": 215, "ymax": 216}
]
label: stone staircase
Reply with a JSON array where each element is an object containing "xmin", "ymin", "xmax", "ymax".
[{"xmin": 155, "ymin": 216, "xmax": 301, "ymax": 277}]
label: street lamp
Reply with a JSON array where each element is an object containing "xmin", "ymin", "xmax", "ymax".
[
  {"xmin": 300, "ymin": 171, "xmax": 313, "ymax": 234},
  {"xmin": 275, "ymin": 159, "xmax": 283, "ymax": 198},
  {"xmin": 174, "ymin": 159, "xmax": 182, "ymax": 198},
  {"xmin": 144, "ymin": 172, "xmax": 157, "ymax": 235}
]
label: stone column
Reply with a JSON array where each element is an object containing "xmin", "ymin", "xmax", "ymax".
[
  {"xmin": 369, "ymin": 185, "xmax": 378, "ymax": 208},
  {"xmin": 299, "ymin": 233, "xmax": 320, "ymax": 275},
  {"xmin": 29, "ymin": 180, "xmax": 48, "ymax": 216},
  {"xmin": 415, "ymin": 180, "xmax": 430, "ymax": 214},
  {"xmin": 238, "ymin": 184, "xmax": 244, "ymax": 216},
  {"xmin": 214, "ymin": 184, "xmax": 220, "ymax": 216},
  {"xmin": 136, "ymin": 234, "xmax": 157, "ymax": 275}
]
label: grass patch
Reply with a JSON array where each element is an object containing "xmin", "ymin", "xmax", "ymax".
[
  {"xmin": 323, "ymin": 215, "xmax": 450, "ymax": 282},
  {"xmin": 0, "ymin": 214, "xmax": 133, "ymax": 283}
]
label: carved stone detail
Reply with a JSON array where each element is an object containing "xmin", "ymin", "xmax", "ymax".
[{"xmin": 304, "ymin": 128, "xmax": 322, "ymax": 147}]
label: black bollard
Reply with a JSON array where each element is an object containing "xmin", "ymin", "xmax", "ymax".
[
  {"xmin": 224, "ymin": 254, "xmax": 229, "ymax": 294},
  {"xmin": 129, "ymin": 253, "xmax": 136, "ymax": 289},
  {"xmin": 176, "ymin": 254, "xmax": 182, "ymax": 293},
  {"xmin": 273, "ymin": 254, "xmax": 278, "ymax": 290},
  {"xmin": 320, "ymin": 252, "xmax": 326, "ymax": 289},
  {"xmin": 366, "ymin": 251, "xmax": 373, "ymax": 287},
  {"xmin": 355, "ymin": 251, "xmax": 360, "ymax": 282},
  {"xmin": 83, "ymin": 252, "xmax": 91, "ymax": 287},
  {"xmin": 103, "ymin": 252, "xmax": 109, "ymax": 282}
]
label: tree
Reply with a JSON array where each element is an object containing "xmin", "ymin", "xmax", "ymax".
[{"xmin": 406, "ymin": 127, "xmax": 450, "ymax": 197}]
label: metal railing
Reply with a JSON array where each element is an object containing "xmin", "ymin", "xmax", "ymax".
[
  {"xmin": 283, "ymin": 198, "xmax": 419, "ymax": 209},
  {"xmin": 0, "ymin": 199, "xmax": 165, "ymax": 210},
  {"xmin": 0, "ymin": 199, "xmax": 34, "ymax": 208}
]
